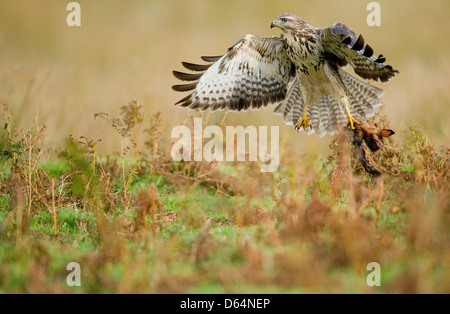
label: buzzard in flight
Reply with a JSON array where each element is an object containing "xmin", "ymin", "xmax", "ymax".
[{"xmin": 172, "ymin": 13, "xmax": 398, "ymax": 137}]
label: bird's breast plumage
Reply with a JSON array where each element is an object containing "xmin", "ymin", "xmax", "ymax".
[{"xmin": 281, "ymin": 31, "xmax": 324, "ymax": 76}]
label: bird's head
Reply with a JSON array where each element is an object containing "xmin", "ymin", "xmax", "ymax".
[{"xmin": 270, "ymin": 13, "xmax": 309, "ymax": 32}]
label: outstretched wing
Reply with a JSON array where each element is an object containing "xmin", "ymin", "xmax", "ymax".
[
  {"xmin": 317, "ymin": 23, "xmax": 399, "ymax": 82},
  {"xmin": 172, "ymin": 35, "xmax": 294, "ymax": 112}
]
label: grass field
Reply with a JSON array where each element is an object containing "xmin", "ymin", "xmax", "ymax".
[{"xmin": 0, "ymin": 1, "xmax": 449, "ymax": 293}]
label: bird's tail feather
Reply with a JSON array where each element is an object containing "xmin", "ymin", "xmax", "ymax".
[
  {"xmin": 274, "ymin": 76, "xmax": 305, "ymax": 124},
  {"xmin": 274, "ymin": 69, "xmax": 384, "ymax": 137}
]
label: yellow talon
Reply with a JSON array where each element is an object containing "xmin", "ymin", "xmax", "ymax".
[
  {"xmin": 346, "ymin": 115, "xmax": 360, "ymax": 129},
  {"xmin": 343, "ymin": 105, "xmax": 359, "ymax": 129},
  {"xmin": 295, "ymin": 108, "xmax": 310, "ymax": 130}
]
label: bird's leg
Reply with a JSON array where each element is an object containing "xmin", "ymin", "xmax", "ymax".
[
  {"xmin": 324, "ymin": 62, "xmax": 360, "ymax": 130},
  {"xmin": 341, "ymin": 96, "xmax": 359, "ymax": 129},
  {"xmin": 295, "ymin": 106, "xmax": 310, "ymax": 130}
]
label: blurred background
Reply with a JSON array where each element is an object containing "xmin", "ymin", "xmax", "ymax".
[{"xmin": 0, "ymin": 0, "xmax": 449, "ymax": 156}]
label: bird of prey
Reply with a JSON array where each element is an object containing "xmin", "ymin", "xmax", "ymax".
[{"xmin": 172, "ymin": 13, "xmax": 398, "ymax": 137}]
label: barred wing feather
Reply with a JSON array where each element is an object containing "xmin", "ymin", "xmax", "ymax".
[
  {"xmin": 318, "ymin": 23, "xmax": 399, "ymax": 83},
  {"xmin": 172, "ymin": 35, "xmax": 294, "ymax": 112}
]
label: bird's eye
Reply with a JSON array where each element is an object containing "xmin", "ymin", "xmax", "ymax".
[{"xmin": 281, "ymin": 18, "xmax": 288, "ymax": 23}]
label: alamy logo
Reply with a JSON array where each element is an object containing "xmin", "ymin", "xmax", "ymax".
[
  {"xmin": 171, "ymin": 118, "xmax": 280, "ymax": 172},
  {"xmin": 66, "ymin": 262, "xmax": 81, "ymax": 287},
  {"xmin": 366, "ymin": 262, "xmax": 381, "ymax": 286},
  {"xmin": 367, "ymin": 2, "xmax": 381, "ymax": 26},
  {"xmin": 66, "ymin": 2, "xmax": 81, "ymax": 27}
]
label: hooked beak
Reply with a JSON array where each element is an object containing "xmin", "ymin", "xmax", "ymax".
[{"xmin": 270, "ymin": 20, "xmax": 277, "ymax": 29}]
